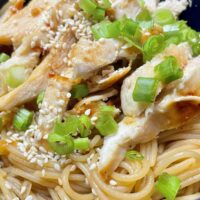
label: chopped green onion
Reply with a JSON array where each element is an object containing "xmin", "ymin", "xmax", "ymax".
[
  {"xmin": 37, "ymin": 91, "xmax": 45, "ymax": 105},
  {"xmin": 136, "ymin": 9, "xmax": 153, "ymax": 29},
  {"xmin": 91, "ymin": 20, "xmax": 120, "ymax": 40},
  {"xmin": 154, "ymin": 56, "xmax": 183, "ymax": 84},
  {"xmin": 56, "ymin": 116, "xmax": 81, "ymax": 136},
  {"xmin": 95, "ymin": 113, "xmax": 118, "ymax": 136},
  {"xmin": 143, "ymin": 35, "xmax": 165, "ymax": 61},
  {"xmin": 99, "ymin": 105, "xmax": 116, "ymax": 115},
  {"xmin": 132, "ymin": 77, "xmax": 159, "ymax": 103},
  {"xmin": 71, "ymin": 84, "xmax": 89, "ymax": 99},
  {"xmin": 79, "ymin": 0, "xmax": 97, "ymax": 14},
  {"xmin": 154, "ymin": 9, "xmax": 175, "ymax": 26},
  {"xmin": 6, "ymin": 66, "xmax": 27, "ymax": 88},
  {"xmin": 13, "ymin": 108, "xmax": 33, "ymax": 131},
  {"xmin": 191, "ymin": 42, "xmax": 200, "ymax": 57},
  {"xmin": 93, "ymin": 7, "xmax": 106, "ymax": 21},
  {"xmin": 48, "ymin": 134, "xmax": 74, "ymax": 155},
  {"xmin": 155, "ymin": 173, "xmax": 181, "ymax": 200},
  {"xmin": 125, "ymin": 150, "xmax": 144, "ymax": 161},
  {"xmin": 0, "ymin": 53, "xmax": 10, "ymax": 63},
  {"xmin": 74, "ymin": 137, "xmax": 90, "ymax": 151},
  {"xmin": 79, "ymin": 115, "xmax": 93, "ymax": 137}
]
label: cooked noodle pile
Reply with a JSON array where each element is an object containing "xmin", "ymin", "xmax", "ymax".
[{"xmin": 0, "ymin": 0, "xmax": 199, "ymax": 200}]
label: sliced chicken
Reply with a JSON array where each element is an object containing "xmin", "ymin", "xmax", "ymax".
[
  {"xmin": 99, "ymin": 56, "xmax": 200, "ymax": 177},
  {"xmin": 0, "ymin": 36, "xmax": 40, "ymax": 73},
  {"xmin": 0, "ymin": 31, "xmax": 75, "ymax": 111},
  {"xmin": 88, "ymin": 64, "xmax": 131, "ymax": 93},
  {"xmin": 70, "ymin": 38, "xmax": 137, "ymax": 78},
  {"xmin": 121, "ymin": 43, "xmax": 192, "ymax": 117},
  {"xmin": 38, "ymin": 75, "xmax": 73, "ymax": 134}
]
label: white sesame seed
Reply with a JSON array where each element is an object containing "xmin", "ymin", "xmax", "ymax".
[
  {"xmin": 66, "ymin": 92, "xmax": 71, "ymax": 98},
  {"xmin": 109, "ymin": 179, "xmax": 117, "ymax": 186},
  {"xmin": 54, "ymin": 163, "xmax": 61, "ymax": 171},
  {"xmin": 42, "ymin": 169, "xmax": 46, "ymax": 176},
  {"xmin": 92, "ymin": 188, "xmax": 97, "ymax": 196},
  {"xmin": 91, "ymin": 116, "xmax": 98, "ymax": 122},
  {"xmin": 20, "ymin": 186, "xmax": 27, "ymax": 194},
  {"xmin": 85, "ymin": 109, "xmax": 91, "ymax": 116},
  {"xmin": 89, "ymin": 163, "xmax": 96, "ymax": 170}
]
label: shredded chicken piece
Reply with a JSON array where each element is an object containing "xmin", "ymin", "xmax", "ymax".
[
  {"xmin": 99, "ymin": 56, "xmax": 200, "ymax": 177},
  {"xmin": 38, "ymin": 75, "xmax": 73, "ymax": 134},
  {"xmin": 0, "ymin": 31, "xmax": 75, "ymax": 111},
  {"xmin": 70, "ymin": 38, "xmax": 137, "ymax": 78},
  {"xmin": 121, "ymin": 43, "xmax": 192, "ymax": 117}
]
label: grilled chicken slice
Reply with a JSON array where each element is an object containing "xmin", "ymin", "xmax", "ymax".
[
  {"xmin": 38, "ymin": 75, "xmax": 73, "ymax": 134},
  {"xmin": 70, "ymin": 38, "xmax": 137, "ymax": 78},
  {"xmin": 121, "ymin": 43, "xmax": 192, "ymax": 117},
  {"xmin": 99, "ymin": 56, "xmax": 200, "ymax": 177},
  {"xmin": 0, "ymin": 31, "xmax": 75, "ymax": 111}
]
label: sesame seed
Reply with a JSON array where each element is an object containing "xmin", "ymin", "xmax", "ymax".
[
  {"xmin": 92, "ymin": 188, "xmax": 97, "ymax": 196},
  {"xmin": 20, "ymin": 186, "xmax": 27, "ymax": 194},
  {"xmin": 54, "ymin": 163, "xmax": 61, "ymax": 171},
  {"xmin": 85, "ymin": 109, "xmax": 91, "ymax": 116},
  {"xmin": 66, "ymin": 92, "xmax": 71, "ymax": 98},
  {"xmin": 89, "ymin": 163, "xmax": 96, "ymax": 170},
  {"xmin": 109, "ymin": 179, "xmax": 117, "ymax": 186},
  {"xmin": 42, "ymin": 169, "xmax": 46, "ymax": 177}
]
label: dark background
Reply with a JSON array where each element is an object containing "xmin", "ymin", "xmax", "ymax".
[{"xmin": 0, "ymin": 0, "xmax": 199, "ymax": 31}]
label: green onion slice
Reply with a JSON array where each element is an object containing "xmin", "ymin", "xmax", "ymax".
[
  {"xmin": 99, "ymin": 105, "xmax": 116, "ymax": 115},
  {"xmin": 132, "ymin": 77, "xmax": 159, "ymax": 103},
  {"xmin": 93, "ymin": 7, "xmax": 106, "ymax": 21},
  {"xmin": 143, "ymin": 35, "xmax": 165, "ymax": 61},
  {"xmin": 136, "ymin": 9, "xmax": 153, "ymax": 29},
  {"xmin": 154, "ymin": 56, "xmax": 183, "ymax": 84},
  {"xmin": 48, "ymin": 134, "xmax": 74, "ymax": 155},
  {"xmin": 79, "ymin": 0, "xmax": 97, "ymax": 14},
  {"xmin": 0, "ymin": 53, "xmax": 10, "ymax": 63},
  {"xmin": 13, "ymin": 108, "xmax": 33, "ymax": 131},
  {"xmin": 74, "ymin": 137, "xmax": 90, "ymax": 151},
  {"xmin": 79, "ymin": 115, "xmax": 93, "ymax": 137},
  {"xmin": 37, "ymin": 91, "xmax": 45, "ymax": 105},
  {"xmin": 101, "ymin": 0, "xmax": 111, "ymax": 9},
  {"xmin": 95, "ymin": 113, "xmax": 118, "ymax": 136},
  {"xmin": 6, "ymin": 66, "xmax": 27, "ymax": 88},
  {"xmin": 91, "ymin": 20, "xmax": 120, "ymax": 40},
  {"xmin": 155, "ymin": 173, "xmax": 181, "ymax": 200},
  {"xmin": 154, "ymin": 9, "xmax": 175, "ymax": 26},
  {"xmin": 71, "ymin": 84, "xmax": 89, "ymax": 99},
  {"xmin": 125, "ymin": 150, "xmax": 144, "ymax": 161}
]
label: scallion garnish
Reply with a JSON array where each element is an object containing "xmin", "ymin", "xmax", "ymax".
[
  {"xmin": 79, "ymin": 0, "xmax": 97, "ymax": 15},
  {"xmin": 132, "ymin": 77, "xmax": 159, "ymax": 103},
  {"xmin": 125, "ymin": 150, "xmax": 144, "ymax": 161},
  {"xmin": 13, "ymin": 108, "xmax": 33, "ymax": 131},
  {"xmin": 155, "ymin": 173, "xmax": 181, "ymax": 200},
  {"xmin": 93, "ymin": 7, "xmax": 106, "ymax": 21},
  {"xmin": 95, "ymin": 113, "xmax": 118, "ymax": 136},
  {"xmin": 71, "ymin": 84, "xmax": 89, "ymax": 99},
  {"xmin": 37, "ymin": 91, "xmax": 45, "ymax": 105},
  {"xmin": 79, "ymin": 115, "xmax": 93, "ymax": 137},
  {"xmin": 143, "ymin": 35, "xmax": 165, "ymax": 61},
  {"xmin": 154, "ymin": 9, "xmax": 175, "ymax": 26},
  {"xmin": 154, "ymin": 56, "xmax": 183, "ymax": 84},
  {"xmin": 101, "ymin": 0, "xmax": 111, "ymax": 9},
  {"xmin": 0, "ymin": 53, "xmax": 10, "ymax": 63},
  {"xmin": 99, "ymin": 105, "xmax": 116, "ymax": 115},
  {"xmin": 48, "ymin": 133, "xmax": 74, "ymax": 155},
  {"xmin": 136, "ymin": 9, "xmax": 153, "ymax": 29},
  {"xmin": 6, "ymin": 66, "xmax": 27, "ymax": 88},
  {"xmin": 74, "ymin": 137, "xmax": 90, "ymax": 151}
]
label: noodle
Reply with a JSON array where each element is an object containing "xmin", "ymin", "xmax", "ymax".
[{"xmin": 0, "ymin": 0, "xmax": 199, "ymax": 199}]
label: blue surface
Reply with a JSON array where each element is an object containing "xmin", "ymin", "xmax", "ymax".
[
  {"xmin": 0, "ymin": 0, "xmax": 199, "ymax": 31},
  {"xmin": 180, "ymin": 0, "xmax": 200, "ymax": 31}
]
